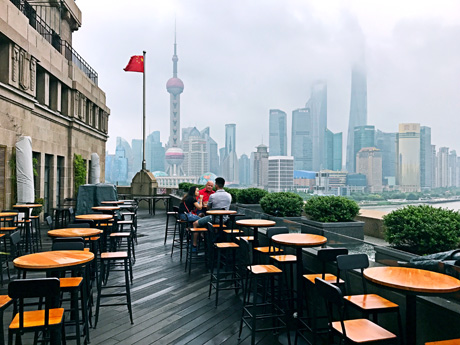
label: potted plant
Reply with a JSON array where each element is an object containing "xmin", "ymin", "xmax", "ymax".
[
  {"xmin": 259, "ymin": 192, "xmax": 304, "ymax": 225},
  {"xmin": 236, "ymin": 188, "xmax": 268, "ymax": 214},
  {"xmin": 303, "ymin": 196, "xmax": 364, "ymax": 240}
]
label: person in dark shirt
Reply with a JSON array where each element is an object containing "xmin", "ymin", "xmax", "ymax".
[{"xmin": 178, "ymin": 186, "xmax": 203, "ymax": 250}]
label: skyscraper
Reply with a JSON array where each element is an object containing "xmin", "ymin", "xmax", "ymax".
[
  {"xmin": 221, "ymin": 124, "xmax": 239, "ymax": 183},
  {"xmin": 165, "ymin": 31, "xmax": 185, "ymax": 176},
  {"xmin": 239, "ymin": 154, "xmax": 250, "ymax": 186},
  {"xmin": 396, "ymin": 123, "xmax": 420, "ymax": 192},
  {"xmin": 291, "ymin": 108, "xmax": 312, "ymax": 170},
  {"xmin": 356, "ymin": 147, "xmax": 383, "ymax": 193},
  {"xmin": 182, "ymin": 127, "xmax": 208, "ymax": 176},
  {"xmin": 346, "ymin": 64, "xmax": 368, "ymax": 172},
  {"xmin": 269, "ymin": 109, "xmax": 287, "ymax": 156},
  {"xmin": 146, "ymin": 131, "xmax": 165, "ymax": 172},
  {"xmin": 304, "ymin": 81, "xmax": 328, "ymax": 171},
  {"xmin": 437, "ymin": 147, "xmax": 449, "ymax": 188},
  {"xmin": 420, "ymin": 126, "xmax": 433, "ymax": 189},
  {"xmin": 375, "ymin": 130, "xmax": 397, "ymax": 184},
  {"xmin": 201, "ymin": 127, "xmax": 219, "ymax": 175},
  {"xmin": 267, "ymin": 156, "xmax": 294, "ymax": 192},
  {"xmin": 253, "ymin": 144, "xmax": 269, "ymax": 188},
  {"xmin": 325, "ymin": 129, "xmax": 342, "ymax": 171}
]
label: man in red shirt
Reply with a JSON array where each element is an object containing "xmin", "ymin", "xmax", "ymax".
[{"xmin": 197, "ymin": 181, "xmax": 214, "ymax": 215}]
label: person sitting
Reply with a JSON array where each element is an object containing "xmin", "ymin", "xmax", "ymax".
[
  {"xmin": 179, "ymin": 186, "xmax": 204, "ymax": 251},
  {"xmin": 197, "ymin": 181, "xmax": 215, "ymax": 215},
  {"xmin": 194, "ymin": 177, "xmax": 231, "ymax": 231}
]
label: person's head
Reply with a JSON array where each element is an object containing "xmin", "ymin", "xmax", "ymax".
[
  {"xmin": 183, "ymin": 186, "xmax": 199, "ymax": 201},
  {"xmin": 215, "ymin": 177, "xmax": 225, "ymax": 189},
  {"xmin": 205, "ymin": 181, "xmax": 214, "ymax": 192}
]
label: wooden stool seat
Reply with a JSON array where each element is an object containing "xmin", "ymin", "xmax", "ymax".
[
  {"xmin": 117, "ymin": 220, "xmax": 133, "ymax": 225},
  {"xmin": 331, "ymin": 318, "xmax": 396, "ymax": 343},
  {"xmin": 167, "ymin": 211, "xmax": 177, "ymax": 216},
  {"xmin": 223, "ymin": 229, "xmax": 243, "ymax": 234},
  {"xmin": 101, "ymin": 251, "xmax": 128, "ymax": 260},
  {"xmin": 270, "ymin": 254, "xmax": 297, "ymax": 263},
  {"xmin": 189, "ymin": 228, "xmax": 207, "ymax": 232},
  {"xmin": 110, "ymin": 232, "xmax": 131, "ymax": 238},
  {"xmin": 345, "ymin": 293, "xmax": 398, "ymax": 310},
  {"xmin": 215, "ymin": 242, "xmax": 239, "ymax": 249},
  {"xmin": 254, "ymin": 246, "xmax": 284, "ymax": 254},
  {"xmin": 83, "ymin": 248, "xmax": 90, "ymax": 252},
  {"xmin": 59, "ymin": 277, "xmax": 83, "ymax": 289},
  {"xmin": 304, "ymin": 273, "xmax": 344, "ymax": 284},
  {"xmin": 250, "ymin": 265, "xmax": 282, "ymax": 275},
  {"xmin": 0, "ymin": 295, "xmax": 11, "ymax": 308},
  {"xmin": 212, "ymin": 224, "xmax": 226, "ymax": 228},
  {"xmin": 236, "ymin": 236, "xmax": 254, "ymax": 241},
  {"xmin": 10, "ymin": 308, "xmax": 64, "ymax": 329},
  {"xmin": 0, "ymin": 227, "xmax": 18, "ymax": 232},
  {"xmin": 89, "ymin": 236, "xmax": 100, "ymax": 241},
  {"xmin": 426, "ymin": 340, "xmax": 460, "ymax": 345}
]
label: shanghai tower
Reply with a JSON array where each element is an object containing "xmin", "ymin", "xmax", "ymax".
[{"xmin": 346, "ymin": 63, "xmax": 367, "ymax": 172}]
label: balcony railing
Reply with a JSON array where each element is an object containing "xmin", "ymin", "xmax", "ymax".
[{"xmin": 10, "ymin": 0, "xmax": 99, "ymax": 85}]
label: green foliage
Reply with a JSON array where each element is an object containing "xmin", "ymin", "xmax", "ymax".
[
  {"xmin": 178, "ymin": 182, "xmax": 205, "ymax": 192},
  {"xmin": 73, "ymin": 154, "xmax": 87, "ymax": 197},
  {"xmin": 32, "ymin": 157, "xmax": 38, "ymax": 177},
  {"xmin": 260, "ymin": 192, "xmax": 304, "ymax": 217},
  {"xmin": 383, "ymin": 205, "xmax": 460, "ymax": 255},
  {"xmin": 223, "ymin": 188, "xmax": 239, "ymax": 204},
  {"xmin": 304, "ymin": 196, "xmax": 360, "ymax": 222},
  {"xmin": 31, "ymin": 197, "xmax": 44, "ymax": 216},
  {"xmin": 237, "ymin": 188, "xmax": 268, "ymax": 204}
]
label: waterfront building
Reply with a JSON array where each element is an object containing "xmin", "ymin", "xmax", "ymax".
[
  {"xmin": 449, "ymin": 150, "xmax": 457, "ymax": 187},
  {"xmin": 396, "ymin": 123, "xmax": 421, "ymax": 192},
  {"xmin": 293, "ymin": 170, "xmax": 316, "ymax": 191},
  {"xmin": 253, "ymin": 144, "xmax": 269, "ymax": 188},
  {"xmin": 325, "ymin": 129, "xmax": 342, "ymax": 171},
  {"xmin": 346, "ymin": 64, "xmax": 368, "ymax": 173},
  {"xmin": 375, "ymin": 130, "xmax": 397, "ymax": 185},
  {"xmin": 239, "ymin": 154, "xmax": 250, "ymax": 186},
  {"xmin": 315, "ymin": 170, "xmax": 347, "ymax": 195},
  {"xmin": 420, "ymin": 126, "xmax": 433, "ymax": 189},
  {"xmin": 437, "ymin": 147, "xmax": 449, "ymax": 188},
  {"xmin": 267, "ymin": 156, "xmax": 294, "ymax": 192},
  {"xmin": 0, "ymin": 0, "xmax": 110, "ymax": 211},
  {"xmin": 291, "ymin": 107, "xmax": 312, "ymax": 170},
  {"xmin": 356, "ymin": 147, "xmax": 383, "ymax": 193},
  {"xmin": 269, "ymin": 109, "xmax": 287, "ymax": 156},
  {"xmin": 221, "ymin": 124, "xmax": 238, "ymax": 183},
  {"xmin": 353, "ymin": 125, "xmax": 375, "ymax": 172}
]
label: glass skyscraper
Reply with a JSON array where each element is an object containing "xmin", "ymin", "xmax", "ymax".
[
  {"xmin": 291, "ymin": 108, "xmax": 312, "ymax": 170},
  {"xmin": 420, "ymin": 126, "xmax": 432, "ymax": 189},
  {"xmin": 346, "ymin": 64, "xmax": 368, "ymax": 173},
  {"xmin": 269, "ymin": 109, "xmax": 287, "ymax": 156}
]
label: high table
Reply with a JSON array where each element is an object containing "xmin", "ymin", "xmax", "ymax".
[
  {"xmin": 52, "ymin": 207, "xmax": 71, "ymax": 228},
  {"xmin": 206, "ymin": 210, "xmax": 237, "ymax": 230},
  {"xmin": 91, "ymin": 206, "xmax": 120, "ymax": 215},
  {"xmin": 48, "ymin": 228, "xmax": 103, "ymax": 238},
  {"xmin": 13, "ymin": 204, "xmax": 42, "ymax": 253},
  {"xmin": 235, "ymin": 219, "xmax": 276, "ymax": 247},
  {"xmin": 100, "ymin": 201, "xmax": 125, "ymax": 206},
  {"xmin": 14, "ymin": 250, "xmax": 94, "ymax": 273},
  {"xmin": 364, "ymin": 266, "xmax": 460, "ymax": 345},
  {"xmin": 75, "ymin": 214, "xmax": 113, "ymax": 251},
  {"xmin": 272, "ymin": 233, "xmax": 327, "ymax": 321},
  {"xmin": 133, "ymin": 195, "xmax": 170, "ymax": 215}
]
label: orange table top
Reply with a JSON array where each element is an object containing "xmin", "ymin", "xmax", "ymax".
[
  {"xmin": 364, "ymin": 266, "xmax": 460, "ymax": 294},
  {"xmin": 48, "ymin": 228, "xmax": 103, "ymax": 238},
  {"xmin": 75, "ymin": 214, "xmax": 113, "ymax": 221},
  {"xmin": 0, "ymin": 212, "xmax": 18, "ymax": 217},
  {"xmin": 206, "ymin": 210, "xmax": 237, "ymax": 215},
  {"xmin": 91, "ymin": 206, "xmax": 120, "ymax": 211},
  {"xmin": 100, "ymin": 201, "xmax": 125, "ymax": 205},
  {"xmin": 13, "ymin": 204, "xmax": 42, "ymax": 208},
  {"xmin": 236, "ymin": 219, "xmax": 276, "ymax": 227},
  {"xmin": 14, "ymin": 250, "xmax": 94, "ymax": 270},
  {"xmin": 272, "ymin": 233, "xmax": 327, "ymax": 247}
]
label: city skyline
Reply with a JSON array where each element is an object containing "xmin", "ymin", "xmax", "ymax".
[{"xmin": 74, "ymin": 0, "xmax": 460, "ymax": 159}]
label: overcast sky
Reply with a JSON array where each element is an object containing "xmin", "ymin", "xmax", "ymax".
[{"xmin": 73, "ymin": 0, "xmax": 460, "ymax": 159}]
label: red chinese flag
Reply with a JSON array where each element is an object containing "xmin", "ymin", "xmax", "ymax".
[{"xmin": 124, "ymin": 55, "xmax": 144, "ymax": 73}]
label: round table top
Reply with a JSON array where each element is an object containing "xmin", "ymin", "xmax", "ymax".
[
  {"xmin": 14, "ymin": 250, "xmax": 94, "ymax": 270},
  {"xmin": 0, "ymin": 212, "xmax": 18, "ymax": 217},
  {"xmin": 100, "ymin": 201, "xmax": 125, "ymax": 205},
  {"xmin": 272, "ymin": 233, "xmax": 327, "ymax": 247},
  {"xmin": 91, "ymin": 206, "xmax": 120, "ymax": 211},
  {"xmin": 364, "ymin": 266, "xmax": 460, "ymax": 294},
  {"xmin": 236, "ymin": 219, "xmax": 276, "ymax": 227},
  {"xmin": 206, "ymin": 210, "xmax": 237, "ymax": 216},
  {"xmin": 75, "ymin": 214, "xmax": 113, "ymax": 221},
  {"xmin": 48, "ymin": 228, "xmax": 103, "ymax": 238},
  {"xmin": 13, "ymin": 204, "xmax": 42, "ymax": 208}
]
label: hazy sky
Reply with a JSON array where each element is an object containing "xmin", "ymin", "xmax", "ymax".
[{"xmin": 73, "ymin": 0, "xmax": 460, "ymax": 158}]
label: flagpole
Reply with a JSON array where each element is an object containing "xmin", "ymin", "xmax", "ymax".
[{"xmin": 142, "ymin": 50, "xmax": 146, "ymax": 170}]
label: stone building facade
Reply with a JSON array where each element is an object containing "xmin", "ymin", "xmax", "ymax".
[{"xmin": 0, "ymin": 0, "xmax": 110, "ymax": 213}]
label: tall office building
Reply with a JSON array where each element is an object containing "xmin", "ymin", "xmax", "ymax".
[
  {"xmin": 146, "ymin": 131, "xmax": 165, "ymax": 172},
  {"xmin": 239, "ymin": 154, "xmax": 251, "ymax": 186},
  {"xmin": 253, "ymin": 144, "xmax": 269, "ymax": 188},
  {"xmin": 431, "ymin": 145, "xmax": 437, "ymax": 188},
  {"xmin": 346, "ymin": 64, "xmax": 368, "ymax": 172},
  {"xmin": 291, "ymin": 108, "xmax": 312, "ymax": 170},
  {"xmin": 396, "ymin": 123, "xmax": 421, "ymax": 192},
  {"xmin": 353, "ymin": 125, "xmax": 375, "ymax": 172},
  {"xmin": 449, "ymin": 150, "xmax": 457, "ymax": 187},
  {"xmin": 200, "ymin": 127, "xmax": 219, "ymax": 175},
  {"xmin": 356, "ymin": 147, "xmax": 383, "ymax": 193},
  {"xmin": 304, "ymin": 81, "xmax": 328, "ymax": 171},
  {"xmin": 181, "ymin": 127, "xmax": 208, "ymax": 176},
  {"xmin": 131, "ymin": 139, "xmax": 143, "ymax": 172},
  {"xmin": 269, "ymin": 109, "xmax": 287, "ymax": 156},
  {"xmin": 420, "ymin": 126, "xmax": 433, "ymax": 189},
  {"xmin": 325, "ymin": 129, "xmax": 342, "ymax": 171},
  {"xmin": 165, "ymin": 31, "xmax": 185, "ymax": 176},
  {"xmin": 437, "ymin": 147, "xmax": 449, "ymax": 188},
  {"xmin": 268, "ymin": 156, "xmax": 294, "ymax": 192},
  {"xmin": 375, "ymin": 130, "xmax": 397, "ymax": 184},
  {"xmin": 221, "ymin": 124, "xmax": 239, "ymax": 183}
]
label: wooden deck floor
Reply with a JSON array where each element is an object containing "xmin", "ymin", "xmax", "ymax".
[{"xmin": 1, "ymin": 210, "xmax": 298, "ymax": 345}]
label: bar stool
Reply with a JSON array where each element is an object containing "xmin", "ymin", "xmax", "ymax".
[
  {"xmin": 171, "ymin": 208, "xmax": 193, "ymax": 261},
  {"xmin": 0, "ymin": 295, "xmax": 12, "ymax": 345},
  {"xmin": 94, "ymin": 251, "xmax": 133, "ymax": 327},
  {"xmin": 184, "ymin": 227, "xmax": 208, "ymax": 275},
  {"xmin": 164, "ymin": 210, "xmax": 178, "ymax": 245}
]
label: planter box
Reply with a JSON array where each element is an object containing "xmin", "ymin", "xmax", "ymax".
[
  {"xmin": 236, "ymin": 203, "xmax": 264, "ymax": 213},
  {"xmin": 374, "ymin": 245, "xmax": 419, "ymax": 266},
  {"xmin": 302, "ymin": 219, "xmax": 364, "ymax": 240}
]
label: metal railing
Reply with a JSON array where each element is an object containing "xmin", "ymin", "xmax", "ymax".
[{"xmin": 10, "ymin": 0, "xmax": 99, "ymax": 85}]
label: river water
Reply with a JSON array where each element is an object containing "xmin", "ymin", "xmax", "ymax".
[{"xmin": 360, "ymin": 200, "xmax": 460, "ymax": 213}]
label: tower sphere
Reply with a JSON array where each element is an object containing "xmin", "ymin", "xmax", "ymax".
[
  {"xmin": 165, "ymin": 147, "xmax": 185, "ymax": 165},
  {"xmin": 166, "ymin": 77, "xmax": 184, "ymax": 95}
]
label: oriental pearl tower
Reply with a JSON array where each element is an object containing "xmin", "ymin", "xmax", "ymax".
[{"xmin": 165, "ymin": 32, "xmax": 185, "ymax": 176}]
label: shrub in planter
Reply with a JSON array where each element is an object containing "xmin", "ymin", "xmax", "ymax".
[
  {"xmin": 224, "ymin": 188, "xmax": 239, "ymax": 204},
  {"xmin": 383, "ymin": 205, "xmax": 460, "ymax": 255},
  {"xmin": 31, "ymin": 197, "xmax": 44, "ymax": 216},
  {"xmin": 260, "ymin": 192, "xmax": 304, "ymax": 217},
  {"xmin": 238, "ymin": 188, "xmax": 268, "ymax": 204},
  {"xmin": 304, "ymin": 196, "xmax": 359, "ymax": 222}
]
